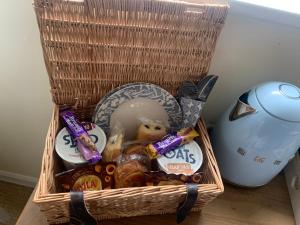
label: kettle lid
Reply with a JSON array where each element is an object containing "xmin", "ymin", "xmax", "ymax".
[{"xmin": 255, "ymin": 81, "xmax": 300, "ymax": 122}]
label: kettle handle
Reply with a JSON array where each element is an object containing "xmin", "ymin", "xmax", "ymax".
[{"xmin": 229, "ymin": 91, "xmax": 256, "ymax": 121}]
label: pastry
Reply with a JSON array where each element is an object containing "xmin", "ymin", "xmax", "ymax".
[
  {"xmin": 114, "ymin": 154, "xmax": 150, "ymax": 188},
  {"xmin": 102, "ymin": 132, "xmax": 124, "ymax": 162},
  {"xmin": 136, "ymin": 121, "xmax": 167, "ymax": 142},
  {"xmin": 124, "ymin": 144, "xmax": 147, "ymax": 156}
]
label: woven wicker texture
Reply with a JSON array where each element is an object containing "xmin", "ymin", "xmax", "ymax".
[
  {"xmin": 34, "ymin": 106, "xmax": 224, "ymax": 224},
  {"xmin": 33, "ymin": 0, "xmax": 228, "ymax": 223},
  {"xmin": 34, "ymin": 0, "xmax": 228, "ymax": 112}
]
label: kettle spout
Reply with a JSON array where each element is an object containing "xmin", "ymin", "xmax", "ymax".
[{"xmin": 229, "ymin": 91, "xmax": 256, "ymax": 121}]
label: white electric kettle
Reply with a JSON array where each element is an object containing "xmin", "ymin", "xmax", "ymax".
[{"xmin": 212, "ymin": 81, "xmax": 300, "ymax": 187}]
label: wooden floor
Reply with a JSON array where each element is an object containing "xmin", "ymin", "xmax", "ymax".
[
  {"xmin": 0, "ymin": 181, "xmax": 33, "ymax": 225},
  {"xmin": 16, "ymin": 175, "xmax": 295, "ymax": 225}
]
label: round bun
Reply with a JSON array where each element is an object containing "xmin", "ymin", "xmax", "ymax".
[
  {"xmin": 136, "ymin": 121, "xmax": 167, "ymax": 142},
  {"xmin": 124, "ymin": 144, "xmax": 147, "ymax": 156}
]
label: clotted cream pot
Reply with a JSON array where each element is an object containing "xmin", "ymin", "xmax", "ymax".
[{"xmin": 212, "ymin": 81, "xmax": 300, "ymax": 187}]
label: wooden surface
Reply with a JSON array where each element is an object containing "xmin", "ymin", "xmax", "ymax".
[{"xmin": 16, "ymin": 175, "xmax": 295, "ymax": 225}]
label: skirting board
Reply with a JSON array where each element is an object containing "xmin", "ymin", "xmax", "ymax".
[{"xmin": 0, "ymin": 170, "xmax": 37, "ymax": 188}]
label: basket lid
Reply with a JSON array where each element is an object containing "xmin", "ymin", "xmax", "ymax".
[{"xmin": 34, "ymin": 0, "xmax": 228, "ymax": 107}]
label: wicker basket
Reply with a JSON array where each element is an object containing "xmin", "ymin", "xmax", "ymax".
[{"xmin": 33, "ymin": 0, "xmax": 228, "ymax": 223}]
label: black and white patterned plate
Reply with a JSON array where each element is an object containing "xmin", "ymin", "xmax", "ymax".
[{"xmin": 92, "ymin": 83, "xmax": 182, "ymax": 135}]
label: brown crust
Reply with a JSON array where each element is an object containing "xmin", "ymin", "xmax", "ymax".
[{"xmin": 124, "ymin": 144, "xmax": 147, "ymax": 156}]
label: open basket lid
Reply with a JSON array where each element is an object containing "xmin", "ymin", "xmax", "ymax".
[{"xmin": 33, "ymin": 0, "xmax": 228, "ymax": 109}]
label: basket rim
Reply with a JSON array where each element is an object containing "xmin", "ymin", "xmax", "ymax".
[{"xmin": 33, "ymin": 105, "xmax": 224, "ymax": 204}]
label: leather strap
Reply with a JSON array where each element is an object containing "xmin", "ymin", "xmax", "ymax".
[
  {"xmin": 176, "ymin": 184, "xmax": 198, "ymax": 224},
  {"xmin": 69, "ymin": 192, "xmax": 98, "ymax": 225},
  {"xmin": 69, "ymin": 185, "xmax": 197, "ymax": 225}
]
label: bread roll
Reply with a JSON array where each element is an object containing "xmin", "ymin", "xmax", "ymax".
[
  {"xmin": 124, "ymin": 144, "xmax": 147, "ymax": 156},
  {"xmin": 136, "ymin": 121, "xmax": 167, "ymax": 142},
  {"xmin": 114, "ymin": 154, "xmax": 150, "ymax": 188},
  {"xmin": 102, "ymin": 132, "xmax": 124, "ymax": 162}
]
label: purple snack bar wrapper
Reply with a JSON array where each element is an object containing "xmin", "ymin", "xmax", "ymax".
[
  {"xmin": 151, "ymin": 134, "xmax": 183, "ymax": 155},
  {"xmin": 76, "ymin": 141, "xmax": 101, "ymax": 164},
  {"xmin": 60, "ymin": 109, "xmax": 101, "ymax": 163},
  {"xmin": 146, "ymin": 128, "xmax": 199, "ymax": 159}
]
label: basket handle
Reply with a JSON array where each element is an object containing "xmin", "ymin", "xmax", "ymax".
[
  {"xmin": 176, "ymin": 184, "xmax": 199, "ymax": 224},
  {"xmin": 69, "ymin": 192, "xmax": 98, "ymax": 225}
]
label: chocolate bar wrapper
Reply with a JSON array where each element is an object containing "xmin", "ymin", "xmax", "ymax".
[
  {"xmin": 60, "ymin": 109, "xmax": 101, "ymax": 163},
  {"xmin": 55, "ymin": 162, "xmax": 116, "ymax": 191},
  {"xmin": 146, "ymin": 128, "xmax": 199, "ymax": 159}
]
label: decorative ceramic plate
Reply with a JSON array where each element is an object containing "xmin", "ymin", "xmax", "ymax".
[
  {"xmin": 93, "ymin": 82, "xmax": 145, "ymax": 111},
  {"xmin": 93, "ymin": 83, "xmax": 182, "ymax": 136}
]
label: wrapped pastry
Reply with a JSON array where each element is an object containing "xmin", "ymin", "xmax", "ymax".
[
  {"xmin": 114, "ymin": 154, "xmax": 150, "ymax": 188},
  {"xmin": 102, "ymin": 127, "xmax": 124, "ymax": 162},
  {"xmin": 55, "ymin": 162, "xmax": 116, "ymax": 192},
  {"xmin": 60, "ymin": 108, "xmax": 101, "ymax": 163},
  {"xmin": 136, "ymin": 119, "xmax": 167, "ymax": 142},
  {"xmin": 146, "ymin": 128, "xmax": 199, "ymax": 159},
  {"xmin": 124, "ymin": 144, "xmax": 147, "ymax": 156}
]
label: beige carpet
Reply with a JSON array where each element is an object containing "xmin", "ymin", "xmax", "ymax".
[{"xmin": 0, "ymin": 181, "xmax": 33, "ymax": 225}]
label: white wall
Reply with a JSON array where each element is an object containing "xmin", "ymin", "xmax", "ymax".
[
  {"xmin": 0, "ymin": 1, "xmax": 52, "ymax": 178},
  {"xmin": 205, "ymin": 6, "xmax": 300, "ymax": 123},
  {"xmin": 0, "ymin": 1, "xmax": 300, "ymax": 178}
]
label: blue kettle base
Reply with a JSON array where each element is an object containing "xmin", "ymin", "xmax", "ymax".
[{"xmin": 222, "ymin": 177, "xmax": 271, "ymax": 188}]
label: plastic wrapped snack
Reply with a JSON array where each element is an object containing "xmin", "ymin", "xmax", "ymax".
[
  {"xmin": 136, "ymin": 118, "xmax": 167, "ymax": 142},
  {"xmin": 146, "ymin": 128, "xmax": 199, "ymax": 159},
  {"xmin": 55, "ymin": 162, "xmax": 116, "ymax": 191},
  {"xmin": 124, "ymin": 144, "xmax": 147, "ymax": 156},
  {"xmin": 60, "ymin": 108, "xmax": 101, "ymax": 163},
  {"xmin": 102, "ymin": 126, "xmax": 125, "ymax": 162},
  {"xmin": 114, "ymin": 154, "xmax": 151, "ymax": 188}
]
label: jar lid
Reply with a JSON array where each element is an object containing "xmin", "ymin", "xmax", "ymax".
[
  {"xmin": 55, "ymin": 123, "xmax": 107, "ymax": 164},
  {"xmin": 157, "ymin": 141, "xmax": 203, "ymax": 175},
  {"xmin": 255, "ymin": 82, "xmax": 300, "ymax": 122}
]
